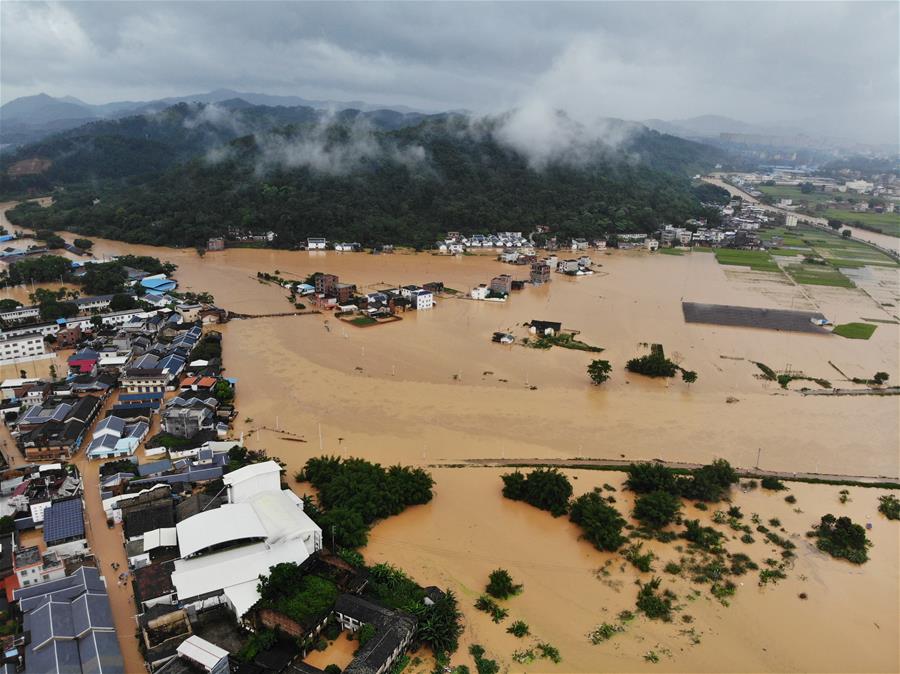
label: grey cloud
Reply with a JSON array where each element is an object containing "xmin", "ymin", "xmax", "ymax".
[{"xmin": 1, "ymin": 1, "xmax": 897, "ymax": 145}]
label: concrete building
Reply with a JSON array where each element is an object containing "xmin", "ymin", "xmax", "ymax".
[
  {"xmin": 13, "ymin": 546, "xmax": 65, "ymax": 588},
  {"xmin": 470, "ymin": 285, "xmax": 489, "ymax": 300},
  {"xmin": 0, "ymin": 333, "xmax": 50, "ymax": 364},
  {"xmin": 489, "ymin": 274, "xmax": 513, "ymax": 294},
  {"xmin": 409, "ymin": 289, "xmax": 433, "ymax": 310},
  {"xmin": 530, "ymin": 261, "xmax": 551, "ymax": 285},
  {"xmin": 121, "ymin": 369, "xmax": 167, "ymax": 394}
]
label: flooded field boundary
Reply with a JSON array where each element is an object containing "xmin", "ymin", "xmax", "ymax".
[
  {"xmin": 448, "ymin": 458, "xmax": 900, "ymax": 487},
  {"xmin": 227, "ymin": 310, "xmax": 321, "ymax": 319},
  {"xmin": 801, "ymin": 386, "xmax": 900, "ymax": 397}
]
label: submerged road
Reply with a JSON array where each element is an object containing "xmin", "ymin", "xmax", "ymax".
[{"xmin": 454, "ymin": 457, "xmax": 900, "ymax": 485}]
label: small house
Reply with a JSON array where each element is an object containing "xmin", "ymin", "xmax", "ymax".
[{"xmin": 528, "ymin": 320, "xmax": 562, "ymax": 336}]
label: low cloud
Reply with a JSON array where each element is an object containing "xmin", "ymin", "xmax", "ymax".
[
  {"xmin": 488, "ymin": 38, "xmax": 646, "ymax": 168},
  {"xmin": 198, "ymin": 109, "xmax": 428, "ymax": 176},
  {"xmin": 182, "ymin": 103, "xmax": 248, "ymax": 134}
]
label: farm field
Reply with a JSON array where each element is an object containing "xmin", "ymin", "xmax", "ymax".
[
  {"xmin": 714, "ymin": 248, "xmax": 779, "ymax": 272},
  {"xmin": 757, "ymin": 185, "xmax": 833, "ymax": 207},
  {"xmin": 826, "ymin": 209, "xmax": 900, "ymax": 238},
  {"xmin": 783, "ymin": 263, "xmax": 855, "ymax": 288},
  {"xmin": 832, "ymin": 322, "xmax": 878, "ymax": 339},
  {"xmin": 755, "ymin": 186, "xmax": 900, "ymax": 237},
  {"xmin": 761, "ymin": 226, "xmax": 898, "ymax": 268}
]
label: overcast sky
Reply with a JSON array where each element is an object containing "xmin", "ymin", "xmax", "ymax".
[{"xmin": 2, "ymin": 1, "xmax": 897, "ymax": 144}]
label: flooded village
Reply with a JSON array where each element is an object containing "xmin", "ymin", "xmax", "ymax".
[{"xmin": 0, "ymin": 199, "xmax": 897, "ymax": 674}]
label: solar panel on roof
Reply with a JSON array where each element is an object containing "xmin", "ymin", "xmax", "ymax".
[{"xmin": 43, "ymin": 498, "xmax": 85, "ymax": 544}]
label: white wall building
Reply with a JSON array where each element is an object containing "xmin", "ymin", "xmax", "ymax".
[
  {"xmin": 0, "ymin": 333, "xmax": 50, "ymax": 365},
  {"xmin": 410, "ymin": 290, "xmax": 433, "ymax": 310},
  {"xmin": 171, "ymin": 461, "xmax": 323, "ymax": 621},
  {"xmin": 470, "ymin": 285, "xmax": 489, "ymax": 300}
]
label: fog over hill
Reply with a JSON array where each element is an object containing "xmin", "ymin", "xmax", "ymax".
[{"xmin": 2, "ymin": 2, "xmax": 896, "ymax": 147}]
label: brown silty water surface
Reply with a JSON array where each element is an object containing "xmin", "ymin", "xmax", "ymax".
[{"xmin": 2, "ymin": 201, "xmax": 899, "ymax": 671}]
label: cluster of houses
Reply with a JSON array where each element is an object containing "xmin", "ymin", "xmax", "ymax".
[
  {"xmin": 300, "ymin": 272, "xmax": 440, "ymax": 319},
  {"xmin": 639, "ymin": 201, "xmax": 776, "ymax": 252},
  {"xmin": 0, "ymin": 262, "xmax": 208, "ymax": 368},
  {"xmin": 0, "ymin": 316, "xmax": 236, "ymax": 672},
  {"xmin": 0, "ymin": 460, "xmax": 122, "ymax": 673},
  {"xmin": 1, "ymin": 309, "xmax": 233, "ymax": 464},
  {"xmin": 472, "ymin": 254, "xmax": 593, "ymax": 301},
  {"xmin": 436, "ymin": 231, "xmax": 530, "ymax": 253}
]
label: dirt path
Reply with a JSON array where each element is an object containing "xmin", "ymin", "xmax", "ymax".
[{"xmin": 454, "ymin": 457, "xmax": 900, "ymax": 484}]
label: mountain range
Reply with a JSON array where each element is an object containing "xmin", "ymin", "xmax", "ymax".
[
  {"xmin": 1, "ymin": 90, "xmax": 833, "ymax": 152},
  {"xmin": 0, "ymin": 90, "xmax": 437, "ymax": 148}
]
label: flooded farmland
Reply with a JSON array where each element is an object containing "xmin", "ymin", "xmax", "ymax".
[{"xmin": 2, "ymin": 201, "xmax": 899, "ymax": 672}]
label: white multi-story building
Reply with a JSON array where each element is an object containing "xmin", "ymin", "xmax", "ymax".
[
  {"xmin": 14, "ymin": 546, "xmax": 66, "ymax": 588},
  {"xmin": 470, "ymin": 285, "xmax": 489, "ymax": 300},
  {"xmin": 0, "ymin": 306, "xmax": 40, "ymax": 324},
  {"xmin": 0, "ymin": 333, "xmax": 49, "ymax": 364},
  {"xmin": 410, "ymin": 289, "xmax": 433, "ymax": 310}
]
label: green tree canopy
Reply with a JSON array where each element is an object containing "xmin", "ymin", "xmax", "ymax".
[
  {"xmin": 501, "ymin": 468, "xmax": 572, "ymax": 517},
  {"xmin": 633, "ymin": 491, "xmax": 683, "ymax": 529},
  {"xmin": 569, "ymin": 491, "xmax": 627, "ymax": 551}
]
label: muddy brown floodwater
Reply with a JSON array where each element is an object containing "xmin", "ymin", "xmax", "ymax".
[
  {"xmin": 361, "ymin": 469, "xmax": 900, "ymax": 673},
  {"xmin": 2, "ymin": 200, "xmax": 898, "ymax": 672}
]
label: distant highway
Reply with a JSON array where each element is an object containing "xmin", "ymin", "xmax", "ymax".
[{"xmin": 702, "ymin": 175, "xmax": 900, "ymax": 256}]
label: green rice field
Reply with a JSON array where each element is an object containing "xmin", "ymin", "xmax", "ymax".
[
  {"xmin": 714, "ymin": 249, "xmax": 780, "ymax": 272},
  {"xmin": 783, "ymin": 263, "xmax": 855, "ymax": 288},
  {"xmin": 755, "ymin": 184, "xmax": 900, "ymax": 237},
  {"xmin": 832, "ymin": 322, "xmax": 878, "ymax": 340},
  {"xmin": 825, "ymin": 209, "xmax": 900, "ymax": 238}
]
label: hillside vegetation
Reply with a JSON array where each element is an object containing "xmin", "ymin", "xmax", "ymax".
[{"xmin": 3, "ymin": 103, "xmax": 727, "ymax": 248}]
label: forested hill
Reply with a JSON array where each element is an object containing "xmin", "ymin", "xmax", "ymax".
[
  {"xmin": 3, "ymin": 102, "xmax": 729, "ymax": 248},
  {"xmin": 0, "ymin": 100, "xmax": 447, "ymax": 188}
]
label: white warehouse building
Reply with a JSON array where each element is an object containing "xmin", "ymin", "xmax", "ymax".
[{"xmin": 171, "ymin": 461, "xmax": 322, "ymax": 621}]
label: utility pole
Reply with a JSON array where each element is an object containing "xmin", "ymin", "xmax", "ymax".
[
  {"xmin": 331, "ymin": 524, "xmax": 336, "ymax": 554},
  {"xmin": 755, "ymin": 448, "xmax": 761, "ymax": 469}
]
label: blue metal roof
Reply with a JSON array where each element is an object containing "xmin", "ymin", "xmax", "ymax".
[
  {"xmin": 130, "ymin": 466, "xmax": 223, "ymax": 486},
  {"xmin": 137, "ymin": 459, "xmax": 172, "ymax": 477},
  {"xmin": 16, "ymin": 567, "xmax": 124, "ymax": 674},
  {"xmin": 43, "ymin": 498, "xmax": 85, "ymax": 545},
  {"xmin": 140, "ymin": 277, "xmax": 176, "ymax": 290}
]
